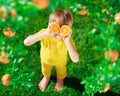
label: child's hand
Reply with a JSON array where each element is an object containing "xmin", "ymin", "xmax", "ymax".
[{"xmin": 62, "ymin": 29, "xmax": 72, "ymax": 43}]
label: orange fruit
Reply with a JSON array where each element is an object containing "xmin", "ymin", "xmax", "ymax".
[
  {"xmin": 79, "ymin": 9, "xmax": 89, "ymax": 15},
  {"xmin": 0, "ymin": 57, "xmax": 10, "ymax": 64},
  {"xmin": 32, "ymin": 0, "xmax": 49, "ymax": 9},
  {"xmin": 103, "ymin": 18, "xmax": 108, "ymax": 22},
  {"xmin": 102, "ymin": 84, "xmax": 110, "ymax": 93},
  {"xmin": 2, "ymin": 12, "xmax": 8, "ymax": 18},
  {"xmin": 114, "ymin": 12, "xmax": 120, "ymax": 25},
  {"xmin": 3, "ymin": 27, "xmax": 16, "ymax": 37},
  {"xmin": 11, "ymin": 9, "xmax": 16, "ymax": 17},
  {"xmin": 0, "ymin": 6, "xmax": 7, "ymax": 12},
  {"xmin": 1, "ymin": 74, "xmax": 10, "ymax": 86},
  {"xmin": 102, "ymin": 9, "xmax": 110, "ymax": 15},
  {"xmin": 0, "ymin": 51, "xmax": 10, "ymax": 64},
  {"xmin": 2, "ymin": 80, "xmax": 10, "ymax": 86},
  {"xmin": 0, "ymin": 6, "xmax": 8, "ymax": 19},
  {"xmin": 104, "ymin": 49, "xmax": 119, "ymax": 62},
  {"xmin": 50, "ymin": 22, "xmax": 60, "ymax": 33},
  {"xmin": 60, "ymin": 25, "xmax": 71, "ymax": 36}
]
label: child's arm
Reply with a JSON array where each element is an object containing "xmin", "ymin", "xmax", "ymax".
[
  {"xmin": 24, "ymin": 29, "xmax": 49, "ymax": 46},
  {"xmin": 63, "ymin": 32, "xmax": 79, "ymax": 63}
]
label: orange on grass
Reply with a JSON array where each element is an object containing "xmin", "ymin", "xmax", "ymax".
[
  {"xmin": 1, "ymin": 74, "xmax": 10, "ymax": 86},
  {"xmin": 0, "ymin": 57, "xmax": 10, "ymax": 64},
  {"xmin": 32, "ymin": 0, "xmax": 49, "ymax": 9},
  {"xmin": 60, "ymin": 25, "xmax": 71, "ymax": 36},
  {"xmin": 3, "ymin": 27, "xmax": 16, "ymax": 37},
  {"xmin": 114, "ymin": 12, "xmax": 120, "ymax": 25},
  {"xmin": 2, "ymin": 12, "xmax": 8, "ymax": 19},
  {"xmin": 103, "ymin": 18, "xmax": 109, "ymax": 22},
  {"xmin": 50, "ymin": 22, "xmax": 60, "ymax": 33},
  {"xmin": 79, "ymin": 9, "xmax": 89, "ymax": 15},
  {"xmin": 0, "ymin": 6, "xmax": 8, "ymax": 19},
  {"xmin": 2, "ymin": 80, "xmax": 10, "ymax": 86},
  {"xmin": 0, "ymin": 51, "xmax": 10, "ymax": 64},
  {"xmin": 102, "ymin": 9, "xmax": 110, "ymax": 15},
  {"xmin": 11, "ymin": 9, "xmax": 16, "ymax": 17},
  {"xmin": 102, "ymin": 84, "xmax": 110, "ymax": 93},
  {"xmin": 0, "ymin": 6, "xmax": 7, "ymax": 12},
  {"xmin": 104, "ymin": 49, "xmax": 119, "ymax": 63}
]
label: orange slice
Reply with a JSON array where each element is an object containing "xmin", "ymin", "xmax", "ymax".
[
  {"xmin": 104, "ymin": 49, "xmax": 119, "ymax": 63},
  {"xmin": 3, "ymin": 27, "xmax": 16, "ymax": 37},
  {"xmin": 79, "ymin": 9, "xmax": 89, "ymax": 15},
  {"xmin": 2, "ymin": 80, "xmax": 10, "ymax": 86},
  {"xmin": 114, "ymin": 12, "xmax": 120, "ymax": 25},
  {"xmin": 102, "ymin": 84, "xmax": 110, "ymax": 93},
  {"xmin": 50, "ymin": 22, "xmax": 60, "ymax": 33},
  {"xmin": 0, "ymin": 51, "xmax": 10, "ymax": 64},
  {"xmin": 60, "ymin": 25, "xmax": 70, "ymax": 36},
  {"xmin": 0, "ymin": 57, "xmax": 10, "ymax": 64},
  {"xmin": 11, "ymin": 9, "xmax": 16, "ymax": 17},
  {"xmin": 1, "ymin": 74, "xmax": 10, "ymax": 86},
  {"xmin": 32, "ymin": 0, "xmax": 49, "ymax": 9}
]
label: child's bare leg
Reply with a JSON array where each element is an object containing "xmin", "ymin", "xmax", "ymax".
[
  {"xmin": 54, "ymin": 78, "xmax": 64, "ymax": 92},
  {"xmin": 38, "ymin": 77, "xmax": 50, "ymax": 91}
]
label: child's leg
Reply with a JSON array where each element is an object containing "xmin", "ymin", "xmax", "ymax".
[
  {"xmin": 54, "ymin": 64, "xmax": 67, "ymax": 92},
  {"xmin": 38, "ymin": 63, "xmax": 52, "ymax": 91}
]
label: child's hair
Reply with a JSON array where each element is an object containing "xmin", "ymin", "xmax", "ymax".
[{"xmin": 49, "ymin": 9, "xmax": 73, "ymax": 27}]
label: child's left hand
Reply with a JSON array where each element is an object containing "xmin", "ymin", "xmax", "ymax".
[{"xmin": 62, "ymin": 30, "xmax": 72, "ymax": 43}]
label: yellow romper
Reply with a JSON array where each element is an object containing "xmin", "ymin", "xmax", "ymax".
[{"xmin": 38, "ymin": 29, "xmax": 75, "ymax": 79}]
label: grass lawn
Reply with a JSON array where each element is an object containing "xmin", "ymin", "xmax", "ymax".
[{"xmin": 0, "ymin": 8, "xmax": 120, "ymax": 96}]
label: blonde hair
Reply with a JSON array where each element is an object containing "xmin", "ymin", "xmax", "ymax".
[{"xmin": 49, "ymin": 9, "xmax": 73, "ymax": 27}]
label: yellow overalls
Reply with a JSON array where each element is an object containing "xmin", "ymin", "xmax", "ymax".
[{"xmin": 37, "ymin": 29, "xmax": 75, "ymax": 79}]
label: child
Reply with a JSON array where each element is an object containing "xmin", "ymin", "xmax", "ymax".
[{"xmin": 24, "ymin": 9, "xmax": 79, "ymax": 92}]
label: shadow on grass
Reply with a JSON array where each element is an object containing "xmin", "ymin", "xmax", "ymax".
[
  {"xmin": 95, "ymin": 91, "xmax": 120, "ymax": 96},
  {"xmin": 51, "ymin": 75, "xmax": 120, "ymax": 96},
  {"xmin": 51, "ymin": 76, "xmax": 84, "ymax": 93}
]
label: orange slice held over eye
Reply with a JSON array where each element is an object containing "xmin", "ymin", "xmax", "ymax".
[
  {"xmin": 60, "ymin": 25, "xmax": 71, "ymax": 36},
  {"xmin": 50, "ymin": 22, "xmax": 60, "ymax": 33}
]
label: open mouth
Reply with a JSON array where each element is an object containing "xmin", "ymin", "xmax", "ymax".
[{"xmin": 54, "ymin": 34, "xmax": 62, "ymax": 39}]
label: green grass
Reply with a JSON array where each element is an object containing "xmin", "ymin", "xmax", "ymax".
[{"xmin": 0, "ymin": 9, "xmax": 120, "ymax": 96}]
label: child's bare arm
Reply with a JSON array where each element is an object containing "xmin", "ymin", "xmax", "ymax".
[
  {"xmin": 24, "ymin": 29, "xmax": 49, "ymax": 46},
  {"xmin": 65, "ymin": 40, "xmax": 79, "ymax": 63},
  {"xmin": 63, "ymin": 31, "xmax": 79, "ymax": 63}
]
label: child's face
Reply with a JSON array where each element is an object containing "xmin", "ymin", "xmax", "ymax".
[{"xmin": 51, "ymin": 33, "xmax": 62, "ymax": 39}]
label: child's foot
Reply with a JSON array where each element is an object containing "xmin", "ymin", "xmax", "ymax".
[
  {"xmin": 38, "ymin": 77, "xmax": 50, "ymax": 91},
  {"xmin": 54, "ymin": 79, "xmax": 64, "ymax": 92}
]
